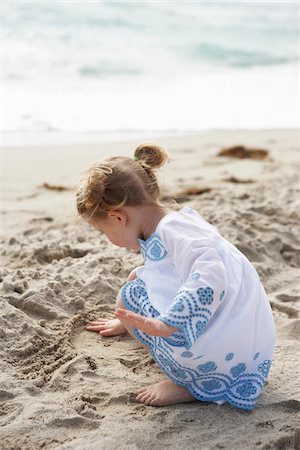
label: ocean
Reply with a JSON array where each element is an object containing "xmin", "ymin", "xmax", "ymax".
[{"xmin": 1, "ymin": 1, "xmax": 299, "ymax": 144}]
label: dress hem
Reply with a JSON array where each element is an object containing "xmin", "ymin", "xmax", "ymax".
[{"xmin": 121, "ymin": 282, "xmax": 260, "ymax": 412}]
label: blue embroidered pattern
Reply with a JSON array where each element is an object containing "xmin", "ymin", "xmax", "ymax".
[
  {"xmin": 197, "ymin": 361, "xmax": 217, "ymax": 373},
  {"xmin": 258, "ymin": 360, "xmax": 272, "ymax": 378},
  {"xmin": 202, "ymin": 379, "xmax": 222, "ymax": 392},
  {"xmin": 157, "ymin": 353, "xmax": 188, "ymax": 379},
  {"xmin": 170, "ymin": 301, "xmax": 185, "ymax": 312},
  {"xmin": 236, "ymin": 381, "xmax": 257, "ymax": 398},
  {"xmin": 220, "ymin": 290, "xmax": 225, "ymax": 301},
  {"xmin": 181, "ymin": 351, "xmax": 193, "ymax": 358},
  {"xmin": 157, "ymin": 289, "xmax": 213, "ymax": 350},
  {"xmin": 196, "ymin": 287, "xmax": 214, "ymax": 305},
  {"xmin": 121, "ymin": 277, "xmax": 271, "ymax": 411},
  {"xmin": 254, "ymin": 352, "xmax": 260, "ymax": 361},
  {"xmin": 225, "ymin": 352, "xmax": 234, "ymax": 361},
  {"xmin": 195, "ymin": 320, "xmax": 207, "ymax": 338},
  {"xmin": 191, "ymin": 272, "xmax": 201, "ymax": 280},
  {"xmin": 230, "ymin": 363, "xmax": 246, "ymax": 378},
  {"xmin": 121, "ymin": 279, "xmax": 185, "ymax": 347},
  {"xmin": 120, "ymin": 278, "xmax": 152, "ymax": 314},
  {"xmin": 139, "ymin": 232, "xmax": 168, "ymax": 262}
]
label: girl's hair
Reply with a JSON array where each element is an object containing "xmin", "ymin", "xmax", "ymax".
[{"xmin": 76, "ymin": 142, "xmax": 170, "ymax": 221}]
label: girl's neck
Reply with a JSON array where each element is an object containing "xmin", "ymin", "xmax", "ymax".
[{"xmin": 139, "ymin": 204, "xmax": 170, "ymax": 241}]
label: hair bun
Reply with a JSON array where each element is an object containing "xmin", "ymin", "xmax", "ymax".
[
  {"xmin": 76, "ymin": 164, "xmax": 112, "ymax": 214},
  {"xmin": 134, "ymin": 142, "xmax": 169, "ymax": 169}
]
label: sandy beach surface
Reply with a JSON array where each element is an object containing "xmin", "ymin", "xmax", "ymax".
[{"xmin": 1, "ymin": 129, "xmax": 299, "ymax": 450}]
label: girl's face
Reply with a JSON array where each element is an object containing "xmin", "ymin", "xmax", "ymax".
[{"xmin": 86, "ymin": 212, "xmax": 140, "ymax": 251}]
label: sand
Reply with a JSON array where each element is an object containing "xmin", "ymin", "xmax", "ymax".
[{"xmin": 0, "ymin": 129, "xmax": 299, "ymax": 450}]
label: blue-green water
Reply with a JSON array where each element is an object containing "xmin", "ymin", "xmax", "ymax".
[{"xmin": 2, "ymin": 1, "xmax": 299, "ymax": 134}]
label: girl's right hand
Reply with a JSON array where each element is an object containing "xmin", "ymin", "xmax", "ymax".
[{"xmin": 86, "ymin": 318, "xmax": 127, "ymax": 336}]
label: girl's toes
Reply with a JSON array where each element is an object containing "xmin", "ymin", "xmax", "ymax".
[
  {"xmin": 136, "ymin": 389, "xmax": 146, "ymax": 396},
  {"xmin": 137, "ymin": 391, "xmax": 152, "ymax": 404},
  {"xmin": 138, "ymin": 393, "xmax": 151, "ymax": 403},
  {"xmin": 146, "ymin": 394, "xmax": 158, "ymax": 406},
  {"xmin": 136, "ymin": 389, "xmax": 147, "ymax": 399},
  {"xmin": 150, "ymin": 396, "xmax": 160, "ymax": 407},
  {"xmin": 143, "ymin": 395, "xmax": 154, "ymax": 406}
]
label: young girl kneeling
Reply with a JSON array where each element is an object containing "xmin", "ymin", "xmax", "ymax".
[{"xmin": 76, "ymin": 142, "xmax": 276, "ymax": 411}]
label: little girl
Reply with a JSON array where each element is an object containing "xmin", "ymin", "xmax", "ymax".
[{"xmin": 77, "ymin": 142, "xmax": 276, "ymax": 411}]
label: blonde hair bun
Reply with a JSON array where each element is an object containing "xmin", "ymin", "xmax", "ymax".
[
  {"xmin": 76, "ymin": 142, "xmax": 171, "ymax": 220},
  {"xmin": 76, "ymin": 164, "xmax": 113, "ymax": 215},
  {"xmin": 134, "ymin": 142, "xmax": 169, "ymax": 169}
]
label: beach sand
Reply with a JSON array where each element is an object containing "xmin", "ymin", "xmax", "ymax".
[{"xmin": 1, "ymin": 129, "xmax": 299, "ymax": 450}]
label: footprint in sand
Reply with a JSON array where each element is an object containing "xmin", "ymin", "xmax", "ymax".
[
  {"xmin": 50, "ymin": 415, "xmax": 99, "ymax": 430},
  {"xmin": 235, "ymin": 243, "xmax": 266, "ymax": 263},
  {"xmin": 266, "ymin": 429, "xmax": 300, "ymax": 450},
  {"xmin": 6, "ymin": 292, "xmax": 63, "ymax": 321},
  {"xmin": 0, "ymin": 401, "xmax": 23, "ymax": 426},
  {"xmin": 270, "ymin": 300, "xmax": 298, "ymax": 319},
  {"xmin": 70, "ymin": 393, "xmax": 109, "ymax": 420},
  {"xmin": 279, "ymin": 243, "xmax": 300, "ymax": 268},
  {"xmin": 276, "ymin": 294, "xmax": 300, "ymax": 303},
  {"xmin": 32, "ymin": 243, "xmax": 93, "ymax": 264},
  {"xmin": 273, "ymin": 399, "xmax": 300, "ymax": 413},
  {"xmin": 156, "ymin": 425, "xmax": 184, "ymax": 441}
]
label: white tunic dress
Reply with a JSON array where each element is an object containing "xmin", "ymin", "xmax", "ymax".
[{"xmin": 121, "ymin": 206, "xmax": 276, "ymax": 410}]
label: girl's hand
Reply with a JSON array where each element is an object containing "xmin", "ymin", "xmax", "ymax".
[
  {"xmin": 115, "ymin": 308, "xmax": 177, "ymax": 337},
  {"xmin": 86, "ymin": 318, "xmax": 127, "ymax": 336}
]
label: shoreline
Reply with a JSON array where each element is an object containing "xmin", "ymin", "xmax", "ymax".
[{"xmin": 2, "ymin": 127, "xmax": 298, "ymax": 148}]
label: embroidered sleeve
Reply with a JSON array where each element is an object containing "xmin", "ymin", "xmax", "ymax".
[{"xmin": 156, "ymin": 219, "xmax": 228, "ymax": 350}]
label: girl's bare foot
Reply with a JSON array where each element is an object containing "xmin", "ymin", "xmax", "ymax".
[
  {"xmin": 135, "ymin": 379, "xmax": 196, "ymax": 407},
  {"xmin": 86, "ymin": 318, "xmax": 127, "ymax": 336}
]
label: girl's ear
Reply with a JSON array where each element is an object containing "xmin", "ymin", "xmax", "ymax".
[{"xmin": 107, "ymin": 209, "xmax": 127, "ymax": 225}]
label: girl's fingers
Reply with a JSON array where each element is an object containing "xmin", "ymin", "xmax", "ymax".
[
  {"xmin": 99, "ymin": 328, "xmax": 115, "ymax": 336},
  {"xmin": 88, "ymin": 319, "xmax": 113, "ymax": 323},
  {"xmin": 86, "ymin": 324, "xmax": 108, "ymax": 331},
  {"xmin": 86, "ymin": 317, "xmax": 115, "ymax": 325},
  {"xmin": 86, "ymin": 321, "xmax": 107, "ymax": 326}
]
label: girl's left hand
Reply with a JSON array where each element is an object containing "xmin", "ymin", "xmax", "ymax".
[{"xmin": 115, "ymin": 308, "xmax": 177, "ymax": 337}]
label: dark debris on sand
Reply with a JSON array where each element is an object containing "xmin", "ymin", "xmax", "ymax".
[{"xmin": 217, "ymin": 145, "xmax": 269, "ymax": 160}]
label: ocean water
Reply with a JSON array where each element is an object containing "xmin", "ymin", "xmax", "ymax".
[{"xmin": 1, "ymin": 1, "xmax": 299, "ymax": 142}]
